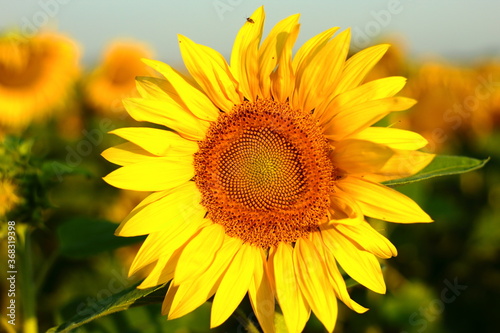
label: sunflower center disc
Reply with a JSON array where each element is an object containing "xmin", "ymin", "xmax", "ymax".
[
  {"xmin": 194, "ymin": 99, "xmax": 336, "ymax": 248},
  {"xmin": 0, "ymin": 41, "xmax": 39, "ymax": 87}
]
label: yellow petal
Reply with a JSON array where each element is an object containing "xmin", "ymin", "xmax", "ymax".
[
  {"xmin": 334, "ymin": 76, "xmax": 408, "ymax": 108},
  {"xmin": 364, "ymin": 150, "xmax": 435, "ymax": 183},
  {"xmin": 292, "ymin": 26, "xmax": 340, "ymax": 89},
  {"xmin": 295, "ymin": 29, "xmax": 350, "ymax": 114},
  {"xmin": 333, "ymin": 44, "xmax": 390, "ymax": 95},
  {"xmin": 294, "ymin": 237, "xmax": 338, "ymax": 333},
  {"xmin": 117, "ymin": 190, "xmax": 170, "ymax": 230},
  {"xmin": 178, "ymin": 35, "xmax": 242, "ymax": 112},
  {"xmin": 102, "ymin": 142, "xmax": 157, "ymax": 166},
  {"xmin": 271, "ymin": 243, "xmax": 310, "ymax": 333},
  {"xmin": 336, "ymin": 176, "xmax": 433, "ymax": 223},
  {"xmin": 248, "ymin": 248, "xmax": 276, "ymax": 333},
  {"xmin": 328, "ymin": 192, "xmax": 364, "ymax": 221},
  {"xmin": 135, "ymin": 76, "xmax": 186, "ymax": 107},
  {"xmin": 335, "ymin": 222, "xmax": 397, "ymax": 259},
  {"xmin": 270, "ymin": 23, "xmax": 300, "ymax": 103},
  {"xmin": 122, "ymin": 97, "xmax": 208, "ymax": 141},
  {"xmin": 321, "ymin": 226, "xmax": 386, "ymax": 294},
  {"xmin": 174, "ymin": 223, "xmax": 226, "ymax": 284},
  {"xmin": 311, "ymin": 232, "xmax": 368, "ymax": 313},
  {"xmin": 312, "ymin": 28, "xmax": 352, "ymax": 113},
  {"xmin": 230, "ymin": 6, "xmax": 265, "ymax": 101},
  {"xmin": 323, "ymin": 96, "xmax": 417, "ymax": 140},
  {"xmin": 331, "ymin": 139, "xmax": 394, "ymax": 175},
  {"xmin": 138, "ymin": 245, "xmax": 183, "ymax": 289},
  {"xmin": 109, "ymin": 127, "xmax": 198, "ymax": 157},
  {"xmin": 257, "ymin": 13, "xmax": 300, "ymax": 99},
  {"xmin": 129, "ymin": 213, "xmax": 208, "ymax": 275},
  {"xmin": 116, "ymin": 182, "xmax": 204, "ymax": 236},
  {"xmin": 164, "ymin": 235, "xmax": 242, "ymax": 319},
  {"xmin": 319, "ymin": 76, "xmax": 409, "ymax": 126},
  {"xmin": 211, "ymin": 243, "xmax": 257, "ymax": 328},
  {"xmin": 347, "ymin": 127, "xmax": 429, "ymax": 150},
  {"xmin": 142, "ymin": 58, "xmax": 219, "ymax": 121},
  {"xmin": 130, "ymin": 233, "xmax": 163, "ymax": 276},
  {"xmin": 102, "ymin": 156, "xmax": 194, "ymax": 192}
]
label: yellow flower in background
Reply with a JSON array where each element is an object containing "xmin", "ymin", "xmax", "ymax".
[
  {"xmin": 84, "ymin": 41, "xmax": 154, "ymax": 115},
  {"xmin": 395, "ymin": 62, "xmax": 476, "ymax": 153},
  {"xmin": 103, "ymin": 189, "xmax": 150, "ymax": 223},
  {"xmin": 103, "ymin": 7, "xmax": 434, "ymax": 333},
  {"xmin": 471, "ymin": 62, "xmax": 500, "ymax": 136},
  {"xmin": 0, "ymin": 32, "xmax": 80, "ymax": 132},
  {"xmin": 0, "ymin": 178, "xmax": 22, "ymax": 217}
]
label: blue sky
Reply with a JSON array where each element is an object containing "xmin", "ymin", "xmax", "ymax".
[{"xmin": 2, "ymin": 0, "xmax": 499, "ymax": 66}]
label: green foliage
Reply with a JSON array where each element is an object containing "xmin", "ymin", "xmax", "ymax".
[
  {"xmin": 67, "ymin": 302, "xmax": 214, "ymax": 333},
  {"xmin": 57, "ymin": 217, "xmax": 145, "ymax": 258},
  {"xmin": 47, "ymin": 283, "xmax": 168, "ymax": 333},
  {"xmin": 1, "ymin": 136, "xmax": 53, "ymax": 225},
  {"xmin": 382, "ymin": 155, "xmax": 489, "ymax": 186}
]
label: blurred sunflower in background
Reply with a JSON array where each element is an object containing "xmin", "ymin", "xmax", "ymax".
[
  {"xmin": 395, "ymin": 62, "xmax": 476, "ymax": 154},
  {"xmin": 471, "ymin": 61, "xmax": 500, "ymax": 139},
  {"xmin": 368, "ymin": 43, "xmax": 500, "ymax": 154},
  {"xmin": 0, "ymin": 31, "xmax": 80, "ymax": 134},
  {"xmin": 103, "ymin": 6, "xmax": 435, "ymax": 333},
  {"xmin": 83, "ymin": 40, "xmax": 154, "ymax": 116},
  {"xmin": 0, "ymin": 178, "xmax": 22, "ymax": 218}
]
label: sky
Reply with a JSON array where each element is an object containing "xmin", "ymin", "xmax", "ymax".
[{"xmin": 1, "ymin": 0, "xmax": 500, "ymax": 67}]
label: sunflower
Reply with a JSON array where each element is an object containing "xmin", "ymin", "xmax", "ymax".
[
  {"xmin": 83, "ymin": 40, "xmax": 154, "ymax": 116},
  {"xmin": 0, "ymin": 178, "xmax": 22, "ymax": 217},
  {"xmin": 0, "ymin": 32, "xmax": 80, "ymax": 132},
  {"xmin": 103, "ymin": 7, "xmax": 434, "ymax": 333},
  {"xmin": 394, "ymin": 62, "xmax": 476, "ymax": 153},
  {"xmin": 471, "ymin": 62, "xmax": 500, "ymax": 137}
]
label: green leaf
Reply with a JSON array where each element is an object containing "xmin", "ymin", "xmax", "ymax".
[
  {"xmin": 47, "ymin": 283, "xmax": 168, "ymax": 333},
  {"xmin": 57, "ymin": 217, "xmax": 145, "ymax": 258},
  {"xmin": 72, "ymin": 302, "xmax": 213, "ymax": 333},
  {"xmin": 42, "ymin": 161, "xmax": 94, "ymax": 182},
  {"xmin": 382, "ymin": 155, "xmax": 489, "ymax": 186}
]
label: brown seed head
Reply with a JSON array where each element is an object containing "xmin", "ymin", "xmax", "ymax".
[{"xmin": 194, "ymin": 99, "xmax": 336, "ymax": 248}]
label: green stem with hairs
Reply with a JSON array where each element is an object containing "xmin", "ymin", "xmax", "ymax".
[
  {"xmin": 233, "ymin": 307, "xmax": 261, "ymax": 333},
  {"xmin": 19, "ymin": 224, "xmax": 38, "ymax": 333}
]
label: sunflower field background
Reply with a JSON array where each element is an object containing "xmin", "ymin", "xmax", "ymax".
[{"xmin": 1, "ymin": 1, "xmax": 499, "ymax": 333}]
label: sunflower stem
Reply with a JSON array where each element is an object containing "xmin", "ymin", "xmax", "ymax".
[
  {"xmin": 35, "ymin": 249, "xmax": 57, "ymax": 292},
  {"xmin": 19, "ymin": 224, "xmax": 38, "ymax": 333},
  {"xmin": 233, "ymin": 307, "xmax": 261, "ymax": 333}
]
